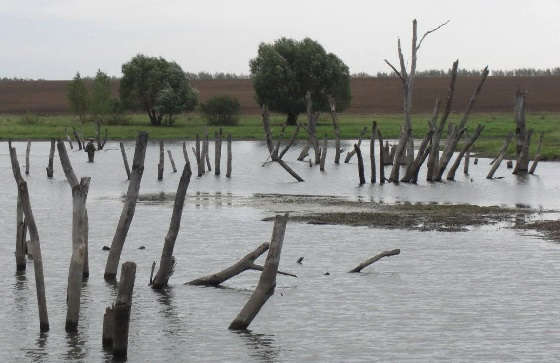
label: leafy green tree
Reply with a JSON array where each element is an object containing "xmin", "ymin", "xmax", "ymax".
[
  {"xmin": 250, "ymin": 38, "xmax": 351, "ymax": 125},
  {"xmin": 67, "ymin": 72, "xmax": 89, "ymax": 122},
  {"xmin": 90, "ymin": 69, "xmax": 113, "ymax": 121},
  {"xmin": 120, "ymin": 55, "xmax": 198, "ymax": 126}
]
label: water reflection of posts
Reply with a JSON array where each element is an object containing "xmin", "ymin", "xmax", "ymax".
[
  {"xmin": 234, "ymin": 330, "xmax": 280, "ymax": 362},
  {"xmin": 229, "ymin": 214, "xmax": 288, "ymax": 330}
]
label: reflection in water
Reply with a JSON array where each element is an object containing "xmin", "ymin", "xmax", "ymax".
[
  {"xmin": 154, "ymin": 289, "xmax": 184, "ymax": 337},
  {"xmin": 64, "ymin": 331, "xmax": 87, "ymax": 361},
  {"xmin": 233, "ymin": 329, "xmax": 280, "ymax": 363},
  {"xmin": 13, "ymin": 270, "xmax": 28, "ymax": 312},
  {"xmin": 24, "ymin": 332, "xmax": 49, "ymax": 362}
]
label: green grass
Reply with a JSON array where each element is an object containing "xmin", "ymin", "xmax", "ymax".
[{"xmin": 1, "ymin": 112, "xmax": 559, "ymax": 159}]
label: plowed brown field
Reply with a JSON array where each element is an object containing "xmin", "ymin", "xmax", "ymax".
[{"xmin": 0, "ymin": 77, "xmax": 558, "ymax": 114}]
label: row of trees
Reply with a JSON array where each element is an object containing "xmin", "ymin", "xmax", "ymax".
[
  {"xmin": 67, "ymin": 70, "xmax": 119, "ymax": 123},
  {"xmin": 365, "ymin": 67, "xmax": 560, "ymax": 78}
]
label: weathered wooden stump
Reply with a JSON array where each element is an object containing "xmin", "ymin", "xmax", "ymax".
[
  {"xmin": 215, "ymin": 128, "xmax": 222, "ymax": 175},
  {"xmin": 73, "ymin": 128, "xmax": 83, "ymax": 150},
  {"xmin": 487, "ymin": 132, "xmax": 513, "ymax": 179},
  {"xmin": 167, "ymin": 150, "xmax": 177, "ymax": 173},
  {"xmin": 354, "ymin": 144, "xmax": 365, "ymax": 185},
  {"xmin": 226, "ymin": 134, "xmax": 232, "ymax": 178},
  {"xmin": 113, "ymin": 262, "xmax": 136, "ymax": 360},
  {"xmin": 204, "ymin": 130, "xmax": 212, "ymax": 171},
  {"xmin": 529, "ymin": 132, "xmax": 544, "ymax": 175},
  {"xmin": 349, "ymin": 249, "xmax": 400, "ymax": 273},
  {"xmin": 506, "ymin": 160, "xmax": 513, "ymax": 169},
  {"xmin": 370, "ymin": 122, "xmax": 377, "ymax": 183},
  {"xmin": 120, "ymin": 142, "xmax": 131, "ymax": 179},
  {"xmin": 46, "ymin": 138, "xmax": 55, "ymax": 178},
  {"xmin": 446, "ymin": 124, "xmax": 485, "ymax": 180},
  {"xmin": 25, "ymin": 140, "xmax": 31, "ymax": 175},
  {"xmin": 102, "ymin": 307, "xmax": 114, "ymax": 348},
  {"xmin": 85, "ymin": 140, "xmax": 96, "ymax": 163},
  {"xmin": 320, "ymin": 135, "xmax": 327, "ymax": 172},
  {"xmin": 463, "ymin": 150, "xmax": 470, "ymax": 175},
  {"xmin": 345, "ymin": 127, "xmax": 368, "ymax": 163},
  {"xmin": 377, "ymin": 129, "xmax": 386, "ymax": 183},
  {"xmin": 158, "ymin": 140, "xmax": 164, "ymax": 180}
]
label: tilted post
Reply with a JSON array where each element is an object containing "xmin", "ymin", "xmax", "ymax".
[
  {"xmin": 120, "ymin": 142, "xmax": 131, "ymax": 179},
  {"xmin": 158, "ymin": 140, "xmax": 164, "ymax": 180},
  {"xmin": 46, "ymin": 138, "xmax": 55, "ymax": 178},
  {"xmin": 167, "ymin": 150, "xmax": 177, "ymax": 173}
]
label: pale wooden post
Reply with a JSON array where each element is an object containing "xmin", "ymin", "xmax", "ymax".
[
  {"xmin": 113, "ymin": 262, "xmax": 136, "ymax": 360},
  {"xmin": 226, "ymin": 134, "xmax": 232, "ymax": 178},
  {"xmin": 167, "ymin": 150, "xmax": 177, "ymax": 173},
  {"xmin": 104, "ymin": 132, "xmax": 148, "ymax": 282},
  {"xmin": 46, "ymin": 138, "xmax": 55, "ymax": 178},
  {"xmin": 120, "ymin": 142, "xmax": 131, "ymax": 179}
]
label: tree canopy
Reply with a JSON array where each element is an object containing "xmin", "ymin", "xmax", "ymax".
[
  {"xmin": 90, "ymin": 69, "xmax": 112, "ymax": 120},
  {"xmin": 120, "ymin": 55, "xmax": 198, "ymax": 126},
  {"xmin": 67, "ymin": 72, "xmax": 89, "ymax": 122},
  {"xmin": 250, "ymin": 38, "xmax": 351, "ymax": 124}
]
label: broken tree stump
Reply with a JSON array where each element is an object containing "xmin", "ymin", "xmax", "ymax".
[
  {"xmin": 73, "ymin": 128, "xmax": 83, "ymax": 150},
  {"xmin": 102, "ymin": 307, "xmax": 114, "ymax": 348},
  {"xmin": 487, "ymin": 132, "xmax": 513, "ymax": 179},
  {"xmin": 464, "ymin": 150, "xmax": 470, "ymax": 175},
  {"xmin": 354, "ymin": 144, "xmax": 365, "ymax": 185},
  {"xmin": 320, "ymin": 135, "xmax": 327, "ymax": 171},
  {"xmin": 167, "ymin": 150, "xmax": 177, "ymax": 173},
  {"xmin": 65, "ymin": 128, "xmax": 74, "ymax": 150},
  {"xmin": 507, "ymin": 160, "xmax": 514, "ymax": 169},
  {"xmin": 9, "ymin": 145, "xmax": 49, "ymax": 332},
  {"xmin": 120, "ymin": 142, "xmax": 131, "ymax": 180},
  {"xmin": 151, "ymin": 161, "xmax": 192, "ymax": 289},
  {"xmin": 345, "ymin": 127, "xmax": 368, "ymax": 163},
  {"xmin": 46, "ymin": 138, "xmax": 55, "ymax": 178},
  {"xmin": 113, "ymin": 262, "xmax": 136, "ymax": 360},
  {"xmin": 446, "ymin": 124, "xmax": 485, "ymax": 181},
  {"xmin": 349, "ymin": 249, "xmax": 400, "ymax": 273},
  {"xmin": 377, "ymin": 129, "xmax": 385, "ymax": 183},
  {"xmin": 16, "ymin": 191, "xmax": 26, "ymax": 271},
  {"xmin": 370, "ymin": 122, "xmax": 377, "ymax": 183},
  {"xmin": 194, "ymin": 134, "xmax": 203, "ymax": 176},
  {"xmin": 65, "ymin": 177, "xmax": 90, "ymax": 333},
  {"xmin": 25, "ymin": 140, "xmax": 31, "ymax": 175},
  {"xmin": 529, "ymin": 132, "xmax": 544, "ymax": 175},
  {"xmin": 158, "ymin": 140, "xmax": 164, "ymax": 180},
  {"xmin": 401, "ymin": 128, "xmax": 433, "ymax": 183},
  {"xmin": 105, "ymin": 132, "xmax": 148, "ymax": 282},
  {"xmin": 204, "ymin": 131, "xmax": 212, "ymax": 171},
  {"xmin": 229, "ymin": 214, "xmax": 288, "ymax": 330},
  {"xmin": 513, "ymin": 129, "xmax": 533, "ymax": 175},
  {"xmin": 226, "ymin": 134, "xmax": 232, "ymax": 178},
  {"xmin": 215, "ymin": 128, "xmax": 222, "ymax": 175}
]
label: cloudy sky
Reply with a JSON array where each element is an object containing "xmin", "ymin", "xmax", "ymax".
[{"xmin": 1, "ymin": 0, "xmax": 559, "ymax": 79}]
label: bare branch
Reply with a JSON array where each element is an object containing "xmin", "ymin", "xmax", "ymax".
[
  {"xmin": 416, "ymin": 20, "xmax": 450, "ymax": 51},
  {"xmin": 384, "ymin": 59, "xmax": 403, "ymax": 81}
]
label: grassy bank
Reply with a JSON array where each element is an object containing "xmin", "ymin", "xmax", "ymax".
[{"xmin": 1, "ymin": 112, "xmax": 559, "ymax": 159}]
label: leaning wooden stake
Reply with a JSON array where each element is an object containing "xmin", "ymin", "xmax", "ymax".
[
  {"xmin": 349, "ymin": 249, "xmax": 400, "ymax": 273},
  {"xmin": 226, "ymin": 134, "xmax": 232, "ymax": 178},
  {"xmin": 215, "ymin": 128, "xmax": 222, "ymax": 175},
  {"xmin": 204, "ymin": 130, "xmax": 212, "ymax": 171},
  {"xmin": 65, "ymin": 177, "xmax": 90, "ymax": 333},
  {"xmin": 182, "ymin": 141, "xmax": 191, "ymax": 170},
  {"xmin": 487, "ymin": 132, "xmax": 513, "ymax": 179},
  {"xmin": 25, "ymin": 140, "xmax": 31, "ymax": 175},
  {"xmin": 345, "ymin": 127, "xmax": 368, "ymax": 163},
  {"xmin": 158, "ymin": 140, "xmax": 164, "ymax": 180},
  {"xmin": 72, "ymin": 128, "xmax": 83, "ymax": 150},
  {"xmin": 120, "ymin": 142, "xmax": 131, "ymax": 179},
  {"xmin": 9, "ymin": 145, "xmax": 49, "ymax": 331},
  {"xmin": 151, "ymin": 161, "xmax": 192, "ymax": 289},
  {"xmin": 229, "ymin": 214, "xmax": 289, "ymax": 330},
  {"xmin": 104, "ymin": 132, "xmax": 149, "ymax": 282},
  {"xmin": 354, "ymin": 144, "xmax": 365, "ymax": 185},
  {"xmin": 320, "ymin": 135, "xmax": 327, "ymax": 171},
  {"xmin": 167, "ymin": 150, "xmax": 177, "ymax": 173},
  {"xmin": 529, "ymin": 132, "xmax": 544, "ymax": 174},
  {"xmin": 46, "ymin": 138, "xmax": 55, "ymax": 178},
  {"xmin": 113, "ymin": 262, "xmax": 136, "ymax": 360},
  {"xmin": 377, "ymin": 129, "xmax": 385, "ymax": 183},
  {"xmin": 446, "ymin": 124, "xmax": 485, "ymax": 180}
]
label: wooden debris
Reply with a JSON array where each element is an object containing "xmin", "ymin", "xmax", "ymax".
[
  {"xmin": 167, "ymin": 150, "xmax": 177, "ymax": 173},
  {"xmin": 529, "ymin": 132, "xmax": 544, "ymax": 174},
  {"xmin": 349, "ymin": 249, "xmax": 400, "ymax": 273},
  {"xmin": 487, "ymin": 132, "xmax": 514, "ymax": 179},
  {"xmin": 120, "ymin": 142, "xmax": 131, "ymax": 180},
  {"xmin": 46, "ymin": 138, "xmax": 55, "ymax": 178}
]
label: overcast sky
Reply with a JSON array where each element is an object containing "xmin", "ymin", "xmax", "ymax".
[{"xmin": 1, "ymin": 0, "xmax": 559, "ymax": 80}]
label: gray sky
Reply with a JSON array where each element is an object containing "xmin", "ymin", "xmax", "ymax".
[{"xmin": 2, "ymin": 0, "xmax": 559, "ymax": 80}]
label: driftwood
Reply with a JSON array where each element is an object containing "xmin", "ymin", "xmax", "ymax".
[
  {"xmin": 328, "ymin": 96, "xmax": 343, "ymax": 164},
  {"xmin": 215, "ymin": 128, "xmax": 222, "ymax": 175},
  {"xmin": 320, "ymin": 135, "xmax": 327, "ymax": 171},
  {"xmin": 529, "ymin": 132, "xmax": 544, "ymax": 174},
  {"xmin": 344, "ymin": 127, "xmax": 368, "ymax": 163},
  {"xmin": 120, "ymin": 142, "xmax": 131, "ymax": 179},
  {"xmin": 158, "ymin": 140, "xmax": 164, "ymax": 180},
  {"xmin": 446, "ymin": 124, "xmax": 485, "ymax": 180},
  {"xmin": 25, "ymin": 140, "xmax": 31, "ymax": 175},
  {"xmin": 229, "ymin": 214, "xmax": 288, "ymax": 330},
  {"xmin": 487, "ymin": 132, "xmax": 514, "ymax": 179},
  {"xmin": 104, "ymin": 132, "xmax": 148, "ymax": 282},
  {"xmin": 226, "ymin": 134, "xmax": 232, "ymax": 177},
  {"xmin": 354, "ymin": 144, "xmax": 365, "ymax": 185},
  {"xmin": 377, "ymin": 129, "xmax": 386, "ymax": 183},
  {"xmin": 167, "ymin": 150, "xmax": 177, "ymax": 173},
  {"xmin": 349, "ymin": 249, "xmax": 401, "ymax": 273},
  {"xmin": 151, "ymin": 161, "xmax": 192, "ymax": 289},
  {"xmin": 72, "ymin": 128, "xmax": 83, "ymax": 150},
  {"xmin": 9, "ymin": 145, "xmax": 49, "ymax": 331},
  {"xmin": 65, "ymin": 177, "xmax": 90, "ymax": 333},
  {"xmin": 370, "ymin": 122, "xmax": 377, "ymax": 183},
  {"xmin": 113, "ymin": 262, "xmax": 136, "ymax": 360},
  {"xmin": 187, "ymin": 242, "xmax": 296, "ymax": 286},
  {"xmin": 46, "ymin": 138, "xmax": 55, "ymax": 178}
]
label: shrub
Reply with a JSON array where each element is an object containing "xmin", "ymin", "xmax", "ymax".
[
  {"xmin": 19, "ymin": 112, "xmax": 40, "ymax": 125},
  {"xmin": 200, "ymin": 95, "xmax": 240, "ymax": 125},
  {"xmin": 105, "ymin": 99, "xmax": 130, "ymax": 125}
]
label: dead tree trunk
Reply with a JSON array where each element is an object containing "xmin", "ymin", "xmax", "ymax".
[
  {"xmin": 16, "ymin": 193, "xmax": 26, "ymax": 271},
  {"xmin": 514, "ymin": 89, "xmax": 528, "ymax": 157},
  {"xmin": 446, "ymin": 124, "xmax": 485, "ymax": 180},
  {"xmin": 278, "ymin": 124, "xmax": 300, "ymax": 160},
  {"xmin": 402, "ymin": 128, "xmax": 434, "ymax": 183},
  {"xmin": 46, "ymin": 138, "xmax": 55, "ymax": 178},
  {"xmin": 65, "ymin": 128, "xmax": 74, "ymax": 150},
  {"xmin": 529, "ymin": 132, "xmax": 544, "ymax": 174},
  {"xmin": 303, "ymin": 91, "xmax": 321, "ymax": 164},
  {"xmin": 226, "ymin": 134, "xmax": 232, "ymax": 178},
  {"xmin": 204, "ymin": 131, "xmax": 212, "ymax": 171},
  {"xmin": 463, "ymin": 150, "xmax": 470, "ymax": 175},
  {"xmin": 349, "ymin": 249, "xmax": 400, "ymax": 273},
  {"xmin": 328, "ymin": 96, "xmax": 342, "ymax": 164},
  {"xmin": 182, "ymin": 141, "xmax": 191, "ymax": 170},
  {"xmin": 487, "ymin": 132, "xmax": 514, "ymax": 179},
  {"xmin": 102, "ymin": 307, "xmax": 114, "ymax": 348},
  {"xmin": 370, "ymin": 122, "xmax": 377, "ymax": 183},
  {"xmin": 320, "ymin": 135, "xmax": 327, "ymax": 171},
  {"xmin": 354, "ymin": 144, "xmax": 365, "ymax": 185},
  {"xmin": 73, "ymin": 128, "xmax": 83, "ymax": 150},
  {"xmin": 195, "ymin": 134, "xmax": 203, "ymax": 177},
  {"xmin": 513, "ymin": 129, "xmax": 533, "ymax": 175},
  {"xmin": 9, "ymin": 145, "xmax": 49, "ymax": 332},
  {"xmin": 65, "ymin": 177, "xmax": 90, "ymax": 333},
  {"xmin": 104, "ymin": 132, "xmax": 148, "ymax": 282},
  {"xmin": 345, "ymin": 127, "xmax": 368, "ymax": 163},
  {"xmin": 388, "ymin": 128, "xmax": 411, "ymax": 183},
  {"xmin": 151, "ymin": 162, "xmax": 192, "ymax": 289},
  {"xmin": 113, "ymin": 262, "xmax": 136, "ymax": 360},
  {"xmin": 120, "ymin": 142, "xmax": 131, "ymax": 180},
  {"xmin": 229, "ymin": 214, "xmax": 288, "ymax": 330},
  {"xmin": 25, "ymin": 140, "xmax": 31, "ymax": 175},
  {"xmin": 158, "ymin": 140, "xmax": 164, "ymax": 180},
  {"xmin": 215, "ymin": 128, "xmax": 222, "ymax": 175},
  {"xmin": 167, "ymin": 150, "xmax": 177, "ymax": 173},
  {"xmin": 377, "ymin": 129, "xmax": 385, "ymax": 183}
]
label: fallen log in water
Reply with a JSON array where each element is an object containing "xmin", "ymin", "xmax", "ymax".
[
  {"xmin": 120, "ymin": 142, "xmax": 131, "ymax": 179},
  {"xmin": 105, "ymin": 132, "xmax": 148, "ymax": 282},
  {"xmin": 349, "ymin": 249, "xmax": 400, "ymax": 273},
  {"xmin": 229, "ymin": 214, "xmax": 288, "ymax": 330},
  {"xmin": 529, "ymin": 132, "xmax": 544, "ymax": 175},
  {"xmin": 487, "ymin": 132, "xmax": 514, "ymax": 179}
]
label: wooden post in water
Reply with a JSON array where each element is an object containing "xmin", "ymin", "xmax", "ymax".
[
  {"xmin": 446, "ymin": 124, "xmax": 485, "ymax": 181},
  {"xmin": 65, "ymin": 128, "xmax": 74, "ymax": 149},
  {"xmin": 349, "ymin": 249, "xmax": 400, "ymax": 273},
  {"xmin": 345, "ymin": 127, "xmax": 368, "ymax": 163},
  {"xmin": 113, "ymin": 262, "xmax": 136, "ymax": 360},
  {"xmin": 120, "ymin": 142, "xmax": 131, "ymax": 180},
  {"xmin": 463, "ymin": 150, "xmax": 470, "ymax": 175},
  {"xmin": 354, "ymin": 144, "xmax": 365, "ymax": 185},
  {"xmin": 226, "ymin": 134, "xmax": 232, "ymax": 178},
  {"xmin": 25, "ymin": 140, "xmax": 31, "ymax": 175},
  {"xmin": 151, "ymin": 161, "xmax": 192, "ymax": 289},
  {"xmin": 328, "ymin": 96, "xmax": 342, "ymax": 164},
  {"xmin": 182, "ymin": 141, "xmax": 191, "ymax": 171},
  {"xmin": 73, "ymin": 128, "xmax": 83, "ymax": 150},
  {"xmin": 401, "ymin": 128, "xmax": 434, "ymax": 183},
  {"xmin": 204, "ymin": 131, "xmax": 212, "ymax": 171},
  {"xmin": 195, "ymin": 134, "xmax": 203, "ymax": 176},
  {"xmin": 158, "ymin": 140, "xmax": 164, "ymax": 180},
  {"xmin": 370, "ymin": 122, "xmax": 377, "ymax": 183},
  {"xmin": 487, "ymin": 132, "xmax": 513, "ymax": 179},
  {"xmin": 104, "ymin": 132, "xmax": 148, "ymax": 282},
  {"xmin": 529, "ymin": 132, "xmax": 544, "ymax": 175},
  {"xmin": 377, "ymin": 129, "xmax": 385, "ymax": 184},
  {"xmin": 167, "ymin": 150, "xmax": 177, "ymax": 173},
  {"xmin": 229, "ymin": 214, "xmax": 288, "ymax": 330},
  {"xmin": 320, "ymin": 135, "xmax": 327, "ymax": 171},
  {"xmin": 46, "ymin": 138, "xmax": 55, "ymax": 178},
  {"xmin": 65, "ymin": 177, "xmax": 90, "ymax": 333},
  {"xmin": 215, "ymin": 128, "xmax": 222, "ymax": 175},
  {"xmin": 513, "ymin": 129, "xmax": 533, "ymax": 175},
  {"xmin": 9, "ymin": 145, "xmax": 49, "ymax": 332},
  {"xmin": 102, "ymin": 307, "xmax": 114, "ymax": 348},
  {"xmin": 16, "ymin": 192, "xmax": 26, "ymax": 271}
]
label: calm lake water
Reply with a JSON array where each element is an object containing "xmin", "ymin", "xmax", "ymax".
[{"xmin": 0, "ymin": 140, "xmax": 559, "ymax": 362}]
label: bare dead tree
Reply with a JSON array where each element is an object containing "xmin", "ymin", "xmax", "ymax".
[
  {"xmin": 513, "ymin": 90, "xmax": 533, "ymax": 174},
  {"xmin": 446, "ymin": 124, "xmax": 485, "ymax": 180}
]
